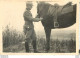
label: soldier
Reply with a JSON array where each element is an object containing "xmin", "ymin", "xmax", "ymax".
[{"xmin": 23, "ymin": 2, "xmax": 43, "ymax": 53}]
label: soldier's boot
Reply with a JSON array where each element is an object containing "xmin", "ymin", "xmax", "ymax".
[
  {"xmin": 25, "ymin": 41, "xmax": 29, "ymax": 52},
  {"xmin": 32, "ymin": 40, "xmax": 40, "ymax": 53}
]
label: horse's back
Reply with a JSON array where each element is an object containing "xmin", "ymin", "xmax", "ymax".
[
  {"xmin": 57, "ymin": 4, "xmax": 76, "ymax": 28},
  {"xmin": 59, "ymin": 4, "xmax": 76, "ymax": 16}
]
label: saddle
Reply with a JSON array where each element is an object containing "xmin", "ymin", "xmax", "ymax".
[{"xmin": 47, "ymin": 2, "xmax": 73, "ymax": 28}]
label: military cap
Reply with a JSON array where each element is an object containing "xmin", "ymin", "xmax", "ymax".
[
  {"xmin": 26, "ymin": 1, "xmax": 33, "ymax": 6},
  {"xmin": 54, "ymin": 3, "xmax": 59, "ymax": 7}
]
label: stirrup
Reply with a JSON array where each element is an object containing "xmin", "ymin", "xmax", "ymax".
[{"xmin": 54, "ymin": 22, "xmax": 59, "ymax": 28}]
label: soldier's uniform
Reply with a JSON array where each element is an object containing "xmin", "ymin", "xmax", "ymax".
[{"xmin": 23, "ymin": 9, "xmax": 37, "ymax": 52}]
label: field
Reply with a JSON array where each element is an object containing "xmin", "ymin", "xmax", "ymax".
[{"xmin": 2, "ymin": 25, "xmax": 76, "ymax": 53}]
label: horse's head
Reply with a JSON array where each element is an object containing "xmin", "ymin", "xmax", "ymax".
[
  {"xmin": 37, "ymin": 2, "xmax": 45, "ymax": 17},
  {"xmin": 37, "ymin": 2, "xmax": 50, "ymax": 18}
]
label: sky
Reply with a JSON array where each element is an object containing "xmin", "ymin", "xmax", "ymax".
[{"xmin": 0, "ymin": 0, "xmax": 77, "ymax": 38}]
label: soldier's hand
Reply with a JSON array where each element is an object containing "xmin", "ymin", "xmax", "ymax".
[
  {"xmin": 39, "ymin": 17, "xmax": 43, "ymax": 21},
  {"xmin": 34, "ymin": 18, "xmax": 40, "ymax": 22},
  {"xmin": 33, "ymin": 18, "xmax": 43, "ymax": 22},
  {"xmin": 37, "ymin": 18, "xmax": 43, "ymax": 21}
]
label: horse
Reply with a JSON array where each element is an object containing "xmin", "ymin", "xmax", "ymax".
[{"xmin": 36, "ymin": 2, "xmax": 76, "ymax": 52}]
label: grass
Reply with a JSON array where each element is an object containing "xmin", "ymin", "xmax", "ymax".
[{"xmin": 2, "ymin": 25, "xmax": 76, "ymax": 53}]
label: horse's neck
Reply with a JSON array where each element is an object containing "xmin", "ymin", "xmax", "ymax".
[{"xmin": 39, "ymin": 4, "xmax": 50, "ymax": 18}]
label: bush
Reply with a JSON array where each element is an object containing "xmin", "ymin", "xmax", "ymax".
[{"xmin": 2, "ymin": 25, "xmax": 25, "ymax": 48}]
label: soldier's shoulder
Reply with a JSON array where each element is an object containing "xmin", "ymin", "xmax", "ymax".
[{"xmin": 23, "ymin": 10, "xmax": 30, "ymax": 16}]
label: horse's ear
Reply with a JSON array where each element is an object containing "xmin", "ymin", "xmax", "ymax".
[{"xmin": 36, "ymin": 1, "xmax": 39, "ymax": 4}]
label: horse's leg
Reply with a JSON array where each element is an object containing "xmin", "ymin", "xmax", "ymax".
[{"xmin": 44, "ymin": 27, "xmax": 51, "ymax": 52}]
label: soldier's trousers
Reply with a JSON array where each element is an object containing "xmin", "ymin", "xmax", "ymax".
[{"xmin": 23, "ymin": 27, "xmax": 37, "ymax": 52}]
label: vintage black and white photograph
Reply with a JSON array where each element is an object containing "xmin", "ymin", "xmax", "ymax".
[{"xmin": 0, "ymin": 0, "xmax": 78, "ymax": 54}]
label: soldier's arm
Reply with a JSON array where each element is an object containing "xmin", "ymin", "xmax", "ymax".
[
  {"xmin": 23, "ymin": 11, "xmax": 41, "ymax": 22},
  {"xmin": 35, "ymin": 14, "xmax": 40, "ymax": 18}
]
